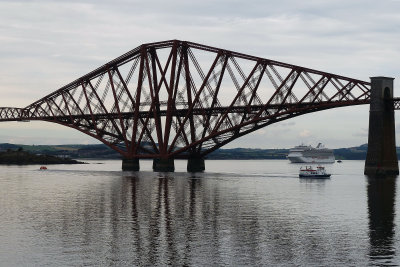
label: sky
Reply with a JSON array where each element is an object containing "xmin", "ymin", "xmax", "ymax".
[{"xmin": 0, "ymin": 0, "xmax": 399, "ymax": 149}]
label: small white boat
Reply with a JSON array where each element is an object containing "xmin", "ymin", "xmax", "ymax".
[{"xmin": 299, "ymin": 166, "xmax": 331, "ymax": 178}]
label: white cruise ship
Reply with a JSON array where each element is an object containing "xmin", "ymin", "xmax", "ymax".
[{"xmin": 287, "ymin": 143, "xmax": 335, "ymax": 163}]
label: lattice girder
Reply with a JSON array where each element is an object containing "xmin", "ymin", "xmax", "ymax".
[{"xmin": 0, "ymin": 40, "xmax": 371, "ymax": 158}]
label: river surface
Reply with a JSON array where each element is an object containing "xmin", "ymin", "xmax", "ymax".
[{"xmin": 0, "ymin": 159, "xmax": 399, "ymax": 266}]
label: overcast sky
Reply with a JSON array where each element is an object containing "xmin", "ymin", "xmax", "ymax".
[{"xmin": 0, "ymin": 0, "xmax": 399, "ymax": 149}]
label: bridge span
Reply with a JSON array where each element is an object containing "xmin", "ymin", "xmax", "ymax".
[{"xmin": 0, "ymin": 40, "xmax": 397, "ymax": 174}]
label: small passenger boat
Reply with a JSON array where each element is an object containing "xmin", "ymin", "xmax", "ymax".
[
  {"xmin": 39, "ymin": 166, "xmax": 47, "ymax": 170},
  {"xmin": 299, "ymin": 166, "xmax": 330, "ymax": 178}
]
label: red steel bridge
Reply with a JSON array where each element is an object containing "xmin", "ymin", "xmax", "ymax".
[{"xmin": 0, "ymin": 40, "xmax": 398, "ymax": 172}]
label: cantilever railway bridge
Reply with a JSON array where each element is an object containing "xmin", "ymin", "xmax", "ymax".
[{"xmin": 0, "ymin": 40, "xmax": 398, "ymax": 172}]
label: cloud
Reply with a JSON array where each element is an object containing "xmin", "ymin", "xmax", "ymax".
[
  {"xmin": 299, "ymin": 129, "xmax": 312, "ymax": 138},
  {"xmin": 275, "ymin": 121, "xmax": 296, "ymax": 127},
  {"xmin": 352, "ymin": 128, "xmax": 368, "ymax": 137}
]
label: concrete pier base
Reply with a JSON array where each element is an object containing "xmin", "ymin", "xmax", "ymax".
[
  {"xmin": 153, "ymin": 158, "xmax": 175, "ymax": 172},
  {"xmin": 187, "ymin": 157, "xmax": 205, "ymax": 172},
  {"xmin": 364, "ymin": 77, "xmax": 399, "ymax": 176},
  {"xmin": 122, "ymin": 158, "xmax": 140, "ymax": 171}
]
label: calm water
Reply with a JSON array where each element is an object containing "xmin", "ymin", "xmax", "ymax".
[{"xmin": 0, "ymin": 160, "xmax": 399, "ymax": 266}]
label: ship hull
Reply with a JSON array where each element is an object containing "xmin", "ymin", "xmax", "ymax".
[
  {"xmin": 299, "ymin": 166, "xmax": 331, "ymax": 178},
  {"xmin": 287, "ymin": 155, "xmax": 335, "ymax": 163},
  {"xmin": 299, "ymin": 174, "xmax": 331, "ymax": 178}
]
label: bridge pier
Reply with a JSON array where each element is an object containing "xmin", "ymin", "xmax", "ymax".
[
  {"xmin": 122, "ymin": 158, "xmax": 140, "ymax": 171},
  {"xmin": 364, "ymin": 77, "xmax": 399, "ymax": 176},
  {"xmin": 153, "ymin": 158, "xmax": 175, "ymax": 172},
  {"xmin": 187, "ymin": 157, "xmax": 205, "ymax": 172}
]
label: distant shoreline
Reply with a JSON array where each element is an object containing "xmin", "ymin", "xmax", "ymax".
[
  {"xmin": 0, "ymin": 149, "xmax": 84, "ymax": 165},
  {"xmin": 0, "ymin": 143, "xmax": 395, "ymax": 161}
]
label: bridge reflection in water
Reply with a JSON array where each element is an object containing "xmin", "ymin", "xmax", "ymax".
[
  {"xmin": 367, "ymin": 175, "xmax": 397, "ymax": 263},
  {"xmin": 0, "ymin": 160, "xmax": 398, "ymax": 265},
  {"xmin": 128, "ymin": 174, "xmax": 399, "ymax": 265},
  {"xmin": 112, "ymin": 174, "xmax": 400, "ymax": 265}
]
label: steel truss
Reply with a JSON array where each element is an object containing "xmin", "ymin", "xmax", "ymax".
[
  {"xmin": 393, "ymin": 98, "xmax": 400, "ymax": 110},
  {"xmin": 0, "ymin": 40, "xmax": 371, "ymax": 159}
]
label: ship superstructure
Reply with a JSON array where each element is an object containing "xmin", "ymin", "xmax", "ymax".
[{"xmin": 287, "ymin": 143, "xmax": 335, "ymax": 163}]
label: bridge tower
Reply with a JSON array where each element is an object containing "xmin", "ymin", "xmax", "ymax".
[{"xmin": 364, "ymin": 77, "xmax": 399, "ymax": 175}]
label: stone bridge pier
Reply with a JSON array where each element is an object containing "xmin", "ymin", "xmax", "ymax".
[{"xmin": 364, "ymin": 77, "xmax": 399, "ymax": 175}]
